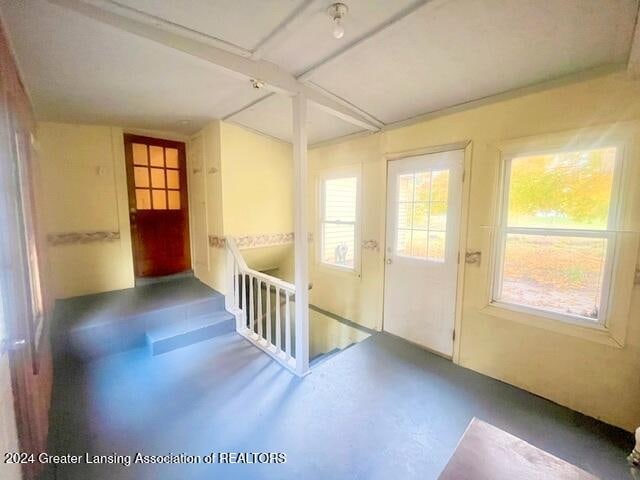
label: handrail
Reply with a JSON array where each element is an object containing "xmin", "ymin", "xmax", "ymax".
[
  {"xmin": 225, "ymin": 236, "xmax": 306, "ymax": 376},
  {"xmin": 226, "ymin": 237, "xmax": 295, "ymax": 292}
]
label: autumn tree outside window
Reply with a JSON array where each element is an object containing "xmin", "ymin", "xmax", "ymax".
[{"xmin": 492, "ymin": 146, "xmax": 619, "ymax": 325}]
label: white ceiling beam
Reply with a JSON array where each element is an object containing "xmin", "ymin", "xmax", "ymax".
[
  {"xmin": 222, "ymin": 93, "xmax": 275, "ymax": 121},
  {"xmin": 226, "ymin": 0, "xmax": 398, "ymax": 128},
  {"xmin": 85, "ymin": 0, "xmax": 252, "ymax": 57},
  {"xmin": 304, "ymin": 81, "xmax": 384, "ymax": 129},
  {"xmin": 297, "ymin": 0, "xmax": 448, "ymax": 82},
  {"xmin": 250, "ymin": 0, "xmax": 324, "ymax": 61},
  {"xmin": 223, "ymin": 82, "xmax": 385, "ymax": 131},
  {"xmin": 47, "ymin": 0, "xmax": 381, "ymax": 132},
  {"xmin": 221, "ymin": 0, "xmax": 446, "ymax": 130},
  {"xmin": 628, "ymin": 4, "xmax": 640, "ymax": 79}
]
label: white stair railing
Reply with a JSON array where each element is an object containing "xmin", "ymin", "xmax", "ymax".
[{"xmin": 225, "ymin": 237, "xmax": 305, "ymax": 375}]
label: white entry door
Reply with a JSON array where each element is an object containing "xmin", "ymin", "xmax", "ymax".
[{"xmin": 383, "ymin": 149, "xmax": 464, "ymax": 356}]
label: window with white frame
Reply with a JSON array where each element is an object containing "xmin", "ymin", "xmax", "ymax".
[
  {"xmin": 319, "ymin": 170, "xmax": 359, "ymax": 270},
  {"xmin": 493, "ymin": 146, "xmax": 619, "ymax": 324},
  {"xmin": 396, "ymin": 169, "xmax": 449, "ymax": 262}
]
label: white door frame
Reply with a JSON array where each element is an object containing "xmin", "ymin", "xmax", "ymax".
[{"xmin": 382, "ymin": 140, "xmax": 473, "ymax": 364}]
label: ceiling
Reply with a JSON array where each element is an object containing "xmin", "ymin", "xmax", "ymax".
[{"xmin": 0, "ymin": 0, "xmax": 637, "ymax": 144}]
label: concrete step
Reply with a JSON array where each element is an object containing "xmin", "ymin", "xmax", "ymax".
[
  {"xmin": 146, "ymin": 311, "xmax": 235, "ymax": 356},
  {"xmin": 310, "ymin": 347, "xmax": 340, "ymax": 367},
  {"xmin": 55, "ymin": 278, "xmax": 229, "ymax": 359},
  {"xmin": 135, "ymin": 270, "xmax": 194, "ymax": 287},
  {"xmin": 309, "ymin": 342, "xmax": 359, "ymax": 368}
]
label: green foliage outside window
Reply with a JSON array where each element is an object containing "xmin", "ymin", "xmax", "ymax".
[{"xmin": 508, "ymin": 148, "xmax": 615, "ymax": 229}]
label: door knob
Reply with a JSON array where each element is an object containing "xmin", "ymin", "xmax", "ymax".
[
  {"xmin": 386, "ymin": 258, "xmax": 393, "ymax": 264},
  {"xmin": 1, "ymin": 338, "xmax": 26, "ymax": 355}
]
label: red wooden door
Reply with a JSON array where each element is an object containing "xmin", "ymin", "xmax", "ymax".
[{"xmin": 124, "ymin": 135, "xmax": 191, "ymax": 277}]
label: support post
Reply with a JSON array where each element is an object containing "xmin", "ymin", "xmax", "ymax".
[
  {"xmin": 225, "ymin": 244, "xmax": 235, "ymax": 312},
  {"xmin": 292, "ymin": 93, "xmax": 309, "ymax": 376}
]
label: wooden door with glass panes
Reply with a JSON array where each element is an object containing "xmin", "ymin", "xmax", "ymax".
[{"xmin": 124, "ymin": 134, "xmax": 191, "ymax": 277}]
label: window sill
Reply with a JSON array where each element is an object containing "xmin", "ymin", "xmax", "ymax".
[
  {"xmin": 480, "ymin": 302, "xmax": 624, "ymax": 348},
  {"xmin": 316, "ymin": 262, "xmax": 361, "ymax": 279}
]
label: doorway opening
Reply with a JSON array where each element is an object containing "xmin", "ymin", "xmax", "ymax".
[
  {"xmin": 383, "ymin": 149, "xmax": 464, "ymax": 357},
  {"xmin": 123, "ymin": 134, "xmax": 191, "ymax": 279}
]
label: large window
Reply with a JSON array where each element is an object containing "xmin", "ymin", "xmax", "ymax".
[
  {"xmin": 319, "ymin": 169, "xmax": 359, "ymax": 271},
  {"xmin": 493, "ymin": 146, "xmax": 619, "ymax": 324}
]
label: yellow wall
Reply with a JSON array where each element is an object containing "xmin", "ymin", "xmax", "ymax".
[
  {"xmin": 308, "ymin": 72, "xmax": 640, "ymax": 431},
  {"xmin": 307, "ymin": 134, "xmax": 384, "ymax": 330},
  {"xmin": 37, "ymin": 122, "xmax": 135, "ymax": 298},
  {"xmin": 187, "ymin": 121, "xmax": 225, "ymax": 292},
  {"xmin": 309, "ymin": 308, "xmax": 370, "ymax": 359},
  {"xmin": 38, "ymin": 119, "xmax": 293, "ymax": 298},
  {"xmin": 220, "ymin": 122, "xmax": 293, "ymax": 274},
  {"xmin": 220, "ymin": 122, "xmax": 293, "ymax": 237},
  {"xmin": 188, "ymin": 121, "xmax": 294, "ymax": 292}
]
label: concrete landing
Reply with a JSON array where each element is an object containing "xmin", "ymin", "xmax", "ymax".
[
  {"xmin": 135, "ymin": 270, "xmax": 195, "ymax": 287},
  {"xmin": 53, "ymin": 277, "xmax": 230, "ymax": 359}
]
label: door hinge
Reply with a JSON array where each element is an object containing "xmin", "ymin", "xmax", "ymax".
[
  {"xmin": 452, "ymin": 330, "xmax": 456, "ymax": 341},
  {"xmin": 462, "ymin": 170, "xmax": 466, "ymax": 183}
]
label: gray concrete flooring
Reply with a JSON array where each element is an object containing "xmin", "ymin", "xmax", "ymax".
[
  {"xmin": 54, "ymin": 277, "xmax": 223, "ymax": 331},
  {"xmin": 52, "ymin": 278, "xmax": 227, "ymax": 359},
  {"xmin": 46, "ymin": 330, "xmax": 634, "ymax": 480}
]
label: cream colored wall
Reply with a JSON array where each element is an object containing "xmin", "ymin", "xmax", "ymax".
[
  {"xmin": 309, "ymin": 308, "xmax": 370, "ymax": 359},
  {"xmin": 37, "ymin": 122, "xmax": 135, "ymax": 298},
  {"xmin": 307, "ymin": 134, "xmax": 384, "ymax": 330},
  {"xmin": 220, "ymin": 122, "xmax": 293, "ymax": 237},
  {"xmin": 188, "ymin": 121, "xmax": 294, "ymax": 292},
  {"xmin": 220, "ymin": 122, "xmax": 293, "ymax": 274},
  {"xmin": 309, "ymin": 72, "xmax": 640, "ymax": 431},
  {"xmin": 188, "ymin": 121, "xmax": 226, "ymax": 292},
  {"xmin": 37, "ymin": 119, "xmax": 294, "ymax": 298}
]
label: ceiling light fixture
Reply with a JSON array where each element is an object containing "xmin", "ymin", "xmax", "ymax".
[
  {"xmin": 327, "ymin": 3, "xmax": 348, "ymax": 39},
  {"xmin": 250, "ymin": 78, "xmax": 265, "ymax": 89}
]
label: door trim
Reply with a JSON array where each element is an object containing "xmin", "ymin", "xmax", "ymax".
[
  {"xmin": 123, "ymin": 134, "xmax": 191, "ymax": 278},
  {"xmin": 382, "ymin": 141, "xmax": 473, "ymax": 364}
]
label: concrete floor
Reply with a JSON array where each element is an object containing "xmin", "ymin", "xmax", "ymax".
[{"xmin": 46, "ymin": 330, "xmax": 634, "ymax": 480}]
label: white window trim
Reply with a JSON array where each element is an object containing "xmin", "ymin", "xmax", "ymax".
[
  {"xmin": 482, "ymin": 125, "xmax": 640, "ymax": 348},
  {"xmin": 391, "ymin": 155, "xmax": 455, "ymax": 264},
  {"xmin": 491, "ymin": 145, "xmax": 622, "ymax": 328},
  {"xmin": 317, "ymin": 165, "xmax": 362, "ymax": 275}
]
